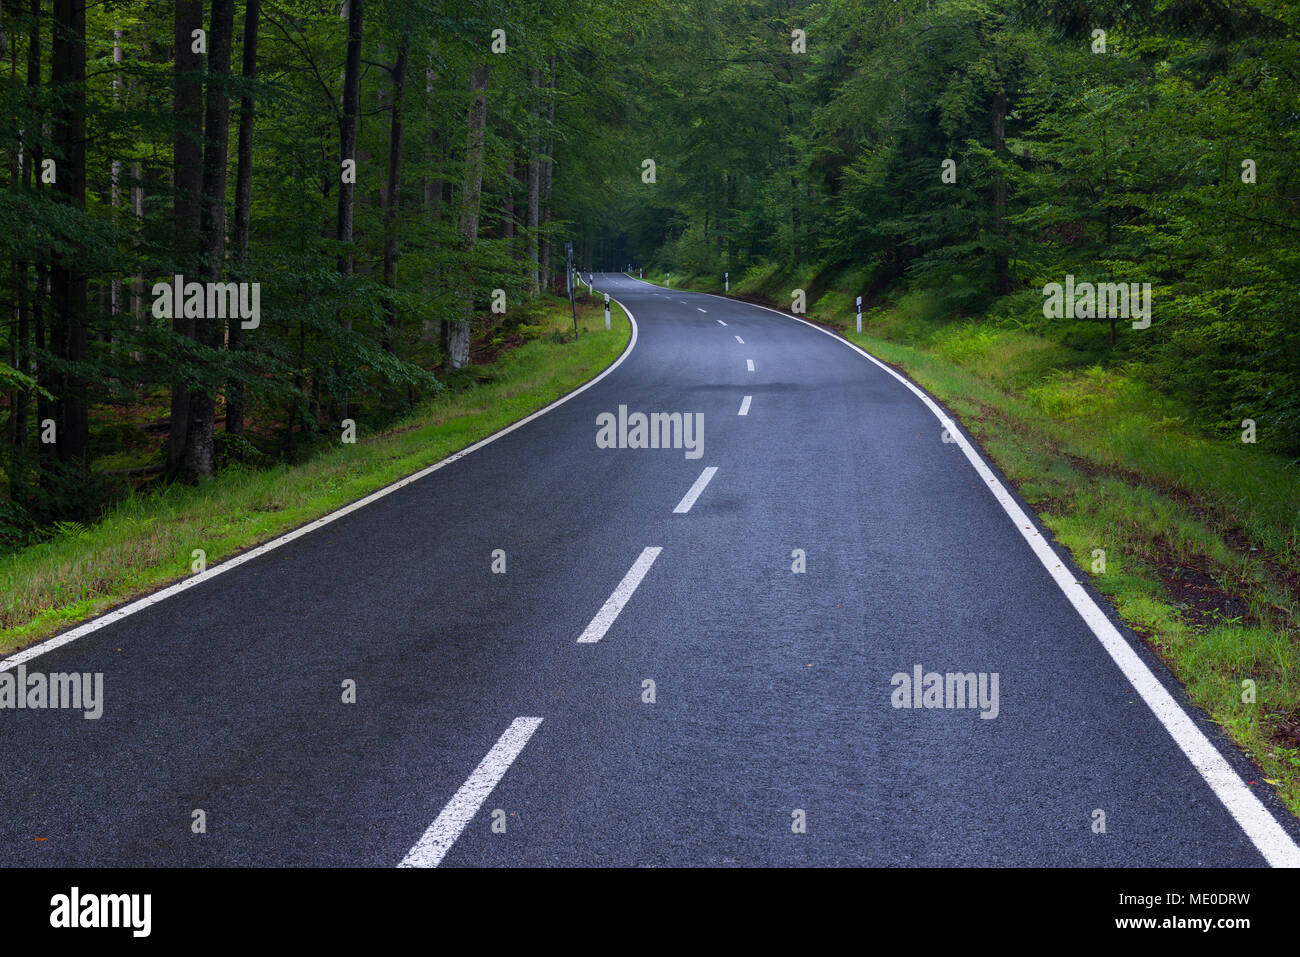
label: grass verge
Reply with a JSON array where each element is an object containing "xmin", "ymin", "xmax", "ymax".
[{"xmin": 0, "ymin": 295, "xmax": 630, "ymax": 656}]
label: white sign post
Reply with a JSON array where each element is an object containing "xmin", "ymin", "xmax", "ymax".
[
  {"xmin": 856, "ymin": 295, "xmax": 863, "ymax": 333},
  {"xmin": 667, "ymin": 271, "xmax": 671, "ymax": 288},
  {"xmin": 604, "ymin": 293, "xmax": 610, "ymax": 330}
]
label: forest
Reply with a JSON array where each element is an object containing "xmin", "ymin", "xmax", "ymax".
[
  {"xmin": 0, "ymin": 0, "xmax": 641, "ymax": 548},
  {"xmin": 602, "ymin": 0, "xmax": 1299, "ymax": 462},
  {"xmin": 0, "ymin": 0, "xmax": 1296, "ymax": 549}
]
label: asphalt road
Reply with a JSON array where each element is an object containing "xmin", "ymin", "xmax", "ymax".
[{"xmin": 2, "ymin": 273, "xmax": 1297, "ymax": 867}]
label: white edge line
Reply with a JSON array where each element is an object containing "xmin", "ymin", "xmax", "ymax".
[
  {"xmin": 577, "ymin": 546, "xmax": 662, "ymax": 644},
  {"xmin": 621, "ymin": 273, "xmax": 1300, "ymax": 868},
  {"xmin": 738, "ymin": 395, "xmax": 751, "ymax": 416},
  {"xmin": 398, "ymin": 716, "xmax": 543, "ymax": 867},
  {"xmin": 672, "ymin": 466, "xmax": 718, "ymax": 515},
  {"xmin": 2, "ymin": 300, "xmax": 642, "ymax": 673}
]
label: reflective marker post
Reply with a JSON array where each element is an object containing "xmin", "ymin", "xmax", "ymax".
[
  {"xmin": 856, "ymin": 295, "xmax": 863, "ymax": 333},
  {"xmin": 725, "ymin": 271, "xmax": 729, "ymax": 292},
  {"xmin": 604, "ymin": 293, "xmax": 610, "ymax": 330}
]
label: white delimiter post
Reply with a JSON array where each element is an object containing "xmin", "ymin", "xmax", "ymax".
[
  {"xmin": 856, "ymin": 295, "xmax": 863, "ymax": 333},
  {"xmin": 604, "ymin": 293, "xmax": 610, "ymax": 330},
  {"xmin": 725, "ymin": 271, "xmax": 729, "ymax": 292}
]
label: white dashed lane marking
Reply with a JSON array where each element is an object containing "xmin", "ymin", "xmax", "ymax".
[
  {"xmin": 673, "ymin": 467, "xmax": 718, "ymax": 514},
  {"xmin": 398, "ymin": 717, "xmax": 543, "ymax": 868},
  {"xmin": 577, "ymin": 547, "xmax": 663, "ymax": 643}
]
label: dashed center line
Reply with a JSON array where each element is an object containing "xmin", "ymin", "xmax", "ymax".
[
  {"xmin": 697, "ymin": 307, "xmax": 707, "ymax": 313},
  {"xmin": 746, "ymin": 359, "xmax": 755, "ymax": 372},
  {"xmin": 738, "ymin": 395, "xmax": 751, "ymax": 416},
  {"xmin": 734, "ymin": 335, "xmax": 744, "ymax": 344},
  {"xmin": 398, "ymin": 716, "xmax": 543, "ymax": 868},
  {"xmin": 674, "ymin": 466, "xmax": 718, "ymax": 514},
  {"xmin": 716, "ymin": 319, "xmax": 727, "ymax": 326},
  {"xmin": 577, "ymin": 547, "xmax": 663, "ymax": 644}
]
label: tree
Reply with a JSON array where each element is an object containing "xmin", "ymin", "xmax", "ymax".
[
  {"xmin": 228, "ymin": 0, "xmax": 260, "ymax": 436},
  {"xmin": 49, "ymin": 0, "xmax": 88, "ymax": 466},
  {"xmin": 169, "ymin": 0, "xmax": 204, "ymax": 473},
  {"xmin": 448, "ymin": 61, "xmax": 488, "ymax": 370},
  {"xmin": 182, "ymin": 0, "xmax": 236, "ymax": 483}
]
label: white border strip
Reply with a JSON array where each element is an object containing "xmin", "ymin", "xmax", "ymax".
[
  {"xmin": 623, "ymin": 274, "xmax": 1300, "ymax": 867},
  {"xmin": 398, "ymin": 716, "xmax": 543, "ymax": 868},
  {"xmin": 2, "ymin": 301, "xmax": 640, "ymax": 673}
]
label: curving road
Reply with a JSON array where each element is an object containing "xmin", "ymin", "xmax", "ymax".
[{"xmin": 2, "ymin": 273, "xmax": 1297, "ymax": 867}]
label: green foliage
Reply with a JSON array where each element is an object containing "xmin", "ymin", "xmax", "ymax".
[
  {"xmin": 595, "ymin": 0, "xmax": 1300, "ymax": 457},
  {"xmin": 0, "ymin": 0, "xmax": 645, "ymax": 535}
]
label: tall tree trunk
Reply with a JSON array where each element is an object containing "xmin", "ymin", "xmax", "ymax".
[
  {"xmin": 538, "ymin": 56, "xmax": 555, "ymax": 290},
  {"xmin": 13, "ymin": 142, "xmax": 29, "ymax": 452},
  {"xmin": 718, "ymin": 171, "xmax": 728, "ymax": 260},
  {"xmin": 9, "ymin": 1, "xmax": 37, "ymax": 461},
  {"xmin": 129, "ymin": 161, "xmax": 144, "ymax": 358},
  {"xmin": 334, "ymin": 0, "xmax": 362, "ymax": 420},
  {"xmin": 182, "ymin": 0, "xmax": 235, "ymax": 483},
  {"xmin": 336, "ymin": 0, "xmax": 362, "ymax": 274},
  {"xmin": 228, "ymin": 0, "xmax": 259, "ymax": 436},
  {"xmin": 169, "ymin": 0, "xmax": 204, "ymax": 472},
  {"xmin": 381, "ymin": 38, "xmax": 407, "ymax": 352},
  {"xmin": 29, "ymin": 0, "xmax": 47, "ymax": 471},
  {"xmin": 6, "ymin": 16, "xmax": 21, "ymax": 454},
  {"xmin": 110, "ymin": 30, "xmax": 124, "ymax": 322},
  {"xmin": 447, "ymin": 62, "xmax": 488, "ymax": 370},
  {"xmin": 50, "ymin": 0, "xmax": 88, "ymax": 466},
  {"xmin": 502, "ymin": 155, "xmax": 515, "ymax": 242},
  {"xmin": 526, "ymin": 66, "xmax": 541, "ymax": 295},
  {"xmin": 422, "ymin": 65, "xmax": 443, "ymax": 347},
  {"xmin": 991, "ymin": 88, "xmax": 1011, "ymax": 296}
]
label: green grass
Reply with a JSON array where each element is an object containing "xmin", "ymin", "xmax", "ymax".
[
  {"xmin": 658, "ymin": 265, "xmax": 1300, "ymax": 819},
  {"xmin": 0, "ymin": 295, "xmax": 630, "ymax": 656}
]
